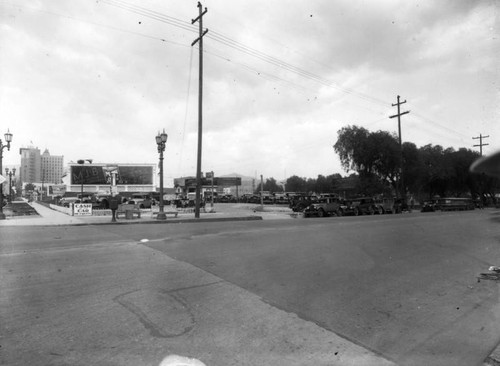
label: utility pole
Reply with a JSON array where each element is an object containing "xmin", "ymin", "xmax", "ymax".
[
  {"xmin": 191, "ymin": 2, "xmax": 208, "ymax": 219},
  {"xmin": 389, "ymin": 95, "xmax": 410, "ymax": 201},
  {"xmin": 260, "ymin": 174, "xmax": 264, "ymax": 209},
  {"xmin": 473, "ymin": 134, "xmax": 489, "ymax": 156}
]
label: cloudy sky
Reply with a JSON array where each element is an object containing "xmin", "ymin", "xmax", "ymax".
[{"xmin": 1, "ymin": 0, "xmax": 498, "ymax": 185}]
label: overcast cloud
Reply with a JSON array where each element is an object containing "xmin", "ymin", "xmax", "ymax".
[{"xmin": 0, "ymin": 0, "xmax": 498, "ymax": 185}]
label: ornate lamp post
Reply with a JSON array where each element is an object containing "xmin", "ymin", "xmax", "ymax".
[
  {"xmin": 0, "ymin": 129, "xmax": 13, "ymax": 220},
  {"xmin": 155, "ymin": 130, "xmax": 168, "ymax": 220},
  {"xmin": 5, "ymin": 168, "xmax": 16, "ymax": 203}
]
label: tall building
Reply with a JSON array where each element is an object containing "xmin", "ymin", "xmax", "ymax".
[
  {"xmin": 41, "ymin": 149, "xmax": 64, "ymax": 184},
  {"xmin": 19, "ymin": 146, "xmax": 64, "ymax": 184},
  {"xmin": 19, "ymin": 146, "xmax": 41, "ymax": 183}
]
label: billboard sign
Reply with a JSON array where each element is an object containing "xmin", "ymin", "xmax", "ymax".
[
  {"xmin": 70, "ymin": 165, "xmax": 154, "ymax": 185},
  {"xmin": 184, "ymin": 177, "xmax": 241, "ymax": 187}
]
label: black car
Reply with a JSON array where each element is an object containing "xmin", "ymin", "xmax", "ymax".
[
  {"xmin": 421, "ymin": 200, "xmax": 437, "ymax": 212},
  {"xmin": 352, "ymin": 197, "xmax": 382, "ymax": 215},
  {"xmin": 290, "ymin": 195, "xmax": 318, "ymax": 212}
]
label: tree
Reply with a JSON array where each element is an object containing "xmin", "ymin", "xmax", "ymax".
[
  {"xmin": 25, "ymin": 183, "xmax": 36, "ymax": 192},
  {"xmin": 334, "ymin": 125, "xmax": 372, "ymax": 173},
  {"xmin": 263, "ymin": 177, "xmax": 283, "ymax": 193},
  {"xmin": 334, "ymin": 125, "xmax": 400, "ymax": 194},
  {"xmin": 286, "ymin": 175, "xmax": 307, "ymax": 193}
]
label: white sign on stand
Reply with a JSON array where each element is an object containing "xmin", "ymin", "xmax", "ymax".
[
  {"xmin": 74, "ymin": 203, "xmax": 92, "ymax": 216},
  {"xmin": 0, "ymin": 175, "xmax": 6, "ymax": 184}
]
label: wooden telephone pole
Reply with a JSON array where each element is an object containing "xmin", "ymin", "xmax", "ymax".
[
  {"xmin": 191, "ymin": 2, "xmax": 208, "ymax": 218},
  {"xmin": 473, "ymin": 134, "xmax": 489, "ymax": 156},
  {"xmin": 389, "ymin": 95, "xmax": 410, "ymax": 201}
]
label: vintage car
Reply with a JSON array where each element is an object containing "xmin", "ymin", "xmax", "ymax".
[{"xmin": 303, "ymin": 196, "xmax": 342, "ymax": 217}]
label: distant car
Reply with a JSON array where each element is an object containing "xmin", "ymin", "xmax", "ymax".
[
  {"xmin": 304, "ymin": 196, "xmax": 342, "ymax": 217},
  {"xmin": 289, "ymin": 195, "xmax": 318, "ymax": 212},
  {"xmin": 59, "ymin": 197, "xmax": 80, "ymax": 207},
  {"xmin": 421, "ymin": 200, "xmax": 437, "ymax": 212},
  {"xmin": 379, "ymin": 197, "xmax": 402, "ymax": 214},
  {"xmin": 337, "ymin": 200, "xmax": 359, "ymax": 216},
  {"xmin": 352, "ymin": 197, "xmax": 381, "ymax": 215},
  {"xmin": 95, "ymin": 194, "xmax": 111, "ymax": 209},
  {"xmin": 130, "ymin": 194, "xmax": 153, "ymax": 209},
  {"xmin": 218, "ymin": 195, "xmax": 236, "ymax": 203}
]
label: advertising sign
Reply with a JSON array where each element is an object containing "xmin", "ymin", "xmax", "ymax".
[
  {"xmin": 74, "ymin": 203, "xmax": 92, "ymax": 216},
  {"xmin": 184, "ymin": 177, "xmax": 241, "ymax": 187},
  {"xmin": 70, "ymin": 165, "xmax": 154, "ymax": 185}
]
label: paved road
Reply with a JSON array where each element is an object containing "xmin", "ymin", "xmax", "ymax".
[
  {"xmin": 2, "ymin": 209, "xmax": 500, "ymax": 365},
  {"xmin": 0, "ymin": 217, "xmax": 395, "ymax": 366},
  {"xmin": 142, "ymin": 210, "xmax": 500, "ymax": 366}
]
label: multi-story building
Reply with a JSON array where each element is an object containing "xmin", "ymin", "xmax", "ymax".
[
  {"xmin": 19, "ymin": 146, "xmax": 41, "ymax": 184},
  {"xmin": 19, "ymin": 146, "xmax": 64, "ymax": 184},
  {"xmin": 41, "ymin": 149, "xmax": 64, "ymax": 184}
]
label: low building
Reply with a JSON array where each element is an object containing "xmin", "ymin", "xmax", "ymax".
[
  {"xmin": 60, "ymin": 162, "xmax": 157, "ymax": 197},
  {"xmin": 173, "ymin": 173, "xmax": 259, "ymax": 199}
]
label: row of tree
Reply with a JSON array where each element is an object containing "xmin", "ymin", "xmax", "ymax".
[{"xmin": 256, "ymin": 125, "xmax": 498, "ymax": 204}]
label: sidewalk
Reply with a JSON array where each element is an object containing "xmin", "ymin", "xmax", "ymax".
[{"xmin": 0, "ymin": 202, "xmax": 296, "ymax": 227}]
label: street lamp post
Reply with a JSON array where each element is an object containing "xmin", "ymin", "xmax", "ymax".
[
  {"xmin": 5, "ymin": 168, "xmax": 15, "ymax": 203},
  {"xmin": 155, "ymin": 130, "xmax": 168, "ymax": 220},
  {"xmin": 77, "ymin": 159, "xmax": 93, "ymax": 202},
  {"xmin": 0, "ymin": 129, "xmax": 13, "ymax": 220}
]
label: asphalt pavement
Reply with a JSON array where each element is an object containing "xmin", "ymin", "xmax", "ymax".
[{"xmin": 2, "ymin": 202, "xmax": 500, "ymax": 365}]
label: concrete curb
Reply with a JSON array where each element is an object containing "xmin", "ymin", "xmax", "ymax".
[{"xmin": 28, "ymin": 215, "xmax": 264, "ymax": 227}]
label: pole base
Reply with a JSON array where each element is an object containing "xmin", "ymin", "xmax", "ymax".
[{"xmin": 156, "ymin": 212, "xmax": 167, "ymax": 220}]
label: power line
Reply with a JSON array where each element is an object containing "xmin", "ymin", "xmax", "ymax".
[
  {"xmin": 99, "ymin": 0, "xmax": 477, "ymax": 148},
  {"xmin": 100, "ymin": 0, "xmax": 390, "ymax": 107},
  {"xmin": 7, "ymin": 0, "xmax": 479, "ymax": 151}
]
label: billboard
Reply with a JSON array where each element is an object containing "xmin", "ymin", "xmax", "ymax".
[
  {"xmin": 184, "ymin": 177, "xmax": 241, "ymax": 187},
  {"xmin": 70, "ymin": 165, "xmax": 154, "ymax": 185}
]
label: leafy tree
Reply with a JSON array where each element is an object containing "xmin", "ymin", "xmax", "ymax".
[
  {"xmin": 334, "ymin": 125, "xmax": 401, "ymax": 194},
  {"xmin": 402, "ymin": 142, "xmax": 421, "ymax": 197},
  {"xmin": 369, "ymin": 130, "xmax": 400, "ymax": 188},
  {"xmin": 25, "ymin": 183, "xmax": 36, "ymax": 192},
  {"xmin": 285, "ymin": 175, "xmax": 307, "ymax": 193},
  {"xmin": 263, "ymin": 177, "xmax": 283, "ymax": 193},
  {"xmin": 334, "ymin": 125, "xmax": 372, "ymax": 173}
]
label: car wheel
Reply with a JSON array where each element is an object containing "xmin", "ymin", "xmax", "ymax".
[
  {"xmin": 369, "ymin": 207, "xmax": 374, "ymax": 215},
  {"xmin": 318, "ymin": 208, "xmax": 325, "ymax": 217},
  {"xmin": 354, "ymin": 208, "xmax": 360, "ymax": 216},
  {"xmin": 336, "ymin": 209, "xmax": 343, "ymax": 217}
]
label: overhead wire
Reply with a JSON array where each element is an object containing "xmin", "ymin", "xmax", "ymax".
[
  {"xmin": 99, "ymin": 0, "xmax": 475, "ymax": 148},
  {"xmin": 5, "ymin": 0, "xmax": 477, "ymax": 152},
  {"xmin": 100, "ymin": 0, "xmax": 390, "ymax": 107}
]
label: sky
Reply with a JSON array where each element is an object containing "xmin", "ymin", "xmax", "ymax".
[{"xmin": 0, "ymin": 0, "xmax": 499, "ymax": 186}]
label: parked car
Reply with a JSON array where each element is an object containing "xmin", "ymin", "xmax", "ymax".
[
  {"xmin": 421, "ymin": 200, "xmax": 437, "ymax": 212},
  {"xmin": 59, "ymin": 197, "xmax": 81, "ymax": 207},
  {"xmin": 435, "ymin": 197, "xmax": 475, "ymax": 211},
  {"xmin": 289, "ymin": 195, "xmax": 318, "ymax": 212},
  {"xmin": 352, "ymin": 197, "xmax": 382, "ymax": 215},
  {"xmin": 130, "ymin": 194, "xmax": 153, "ymax": 209},
  {"xmin": 337, "ymin": 199, "xmax": 359, "ymax": 216},
  {"xmin": 218, "ymin": 195, "xmax": 236, "ymax": 203},
  {"xmin": 379, "ymin": 197, "xmax": 402, "ymax": 214},
  {"xmin": 304, "ymin": 196, "xmax": 342, "ymax": 217}
]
